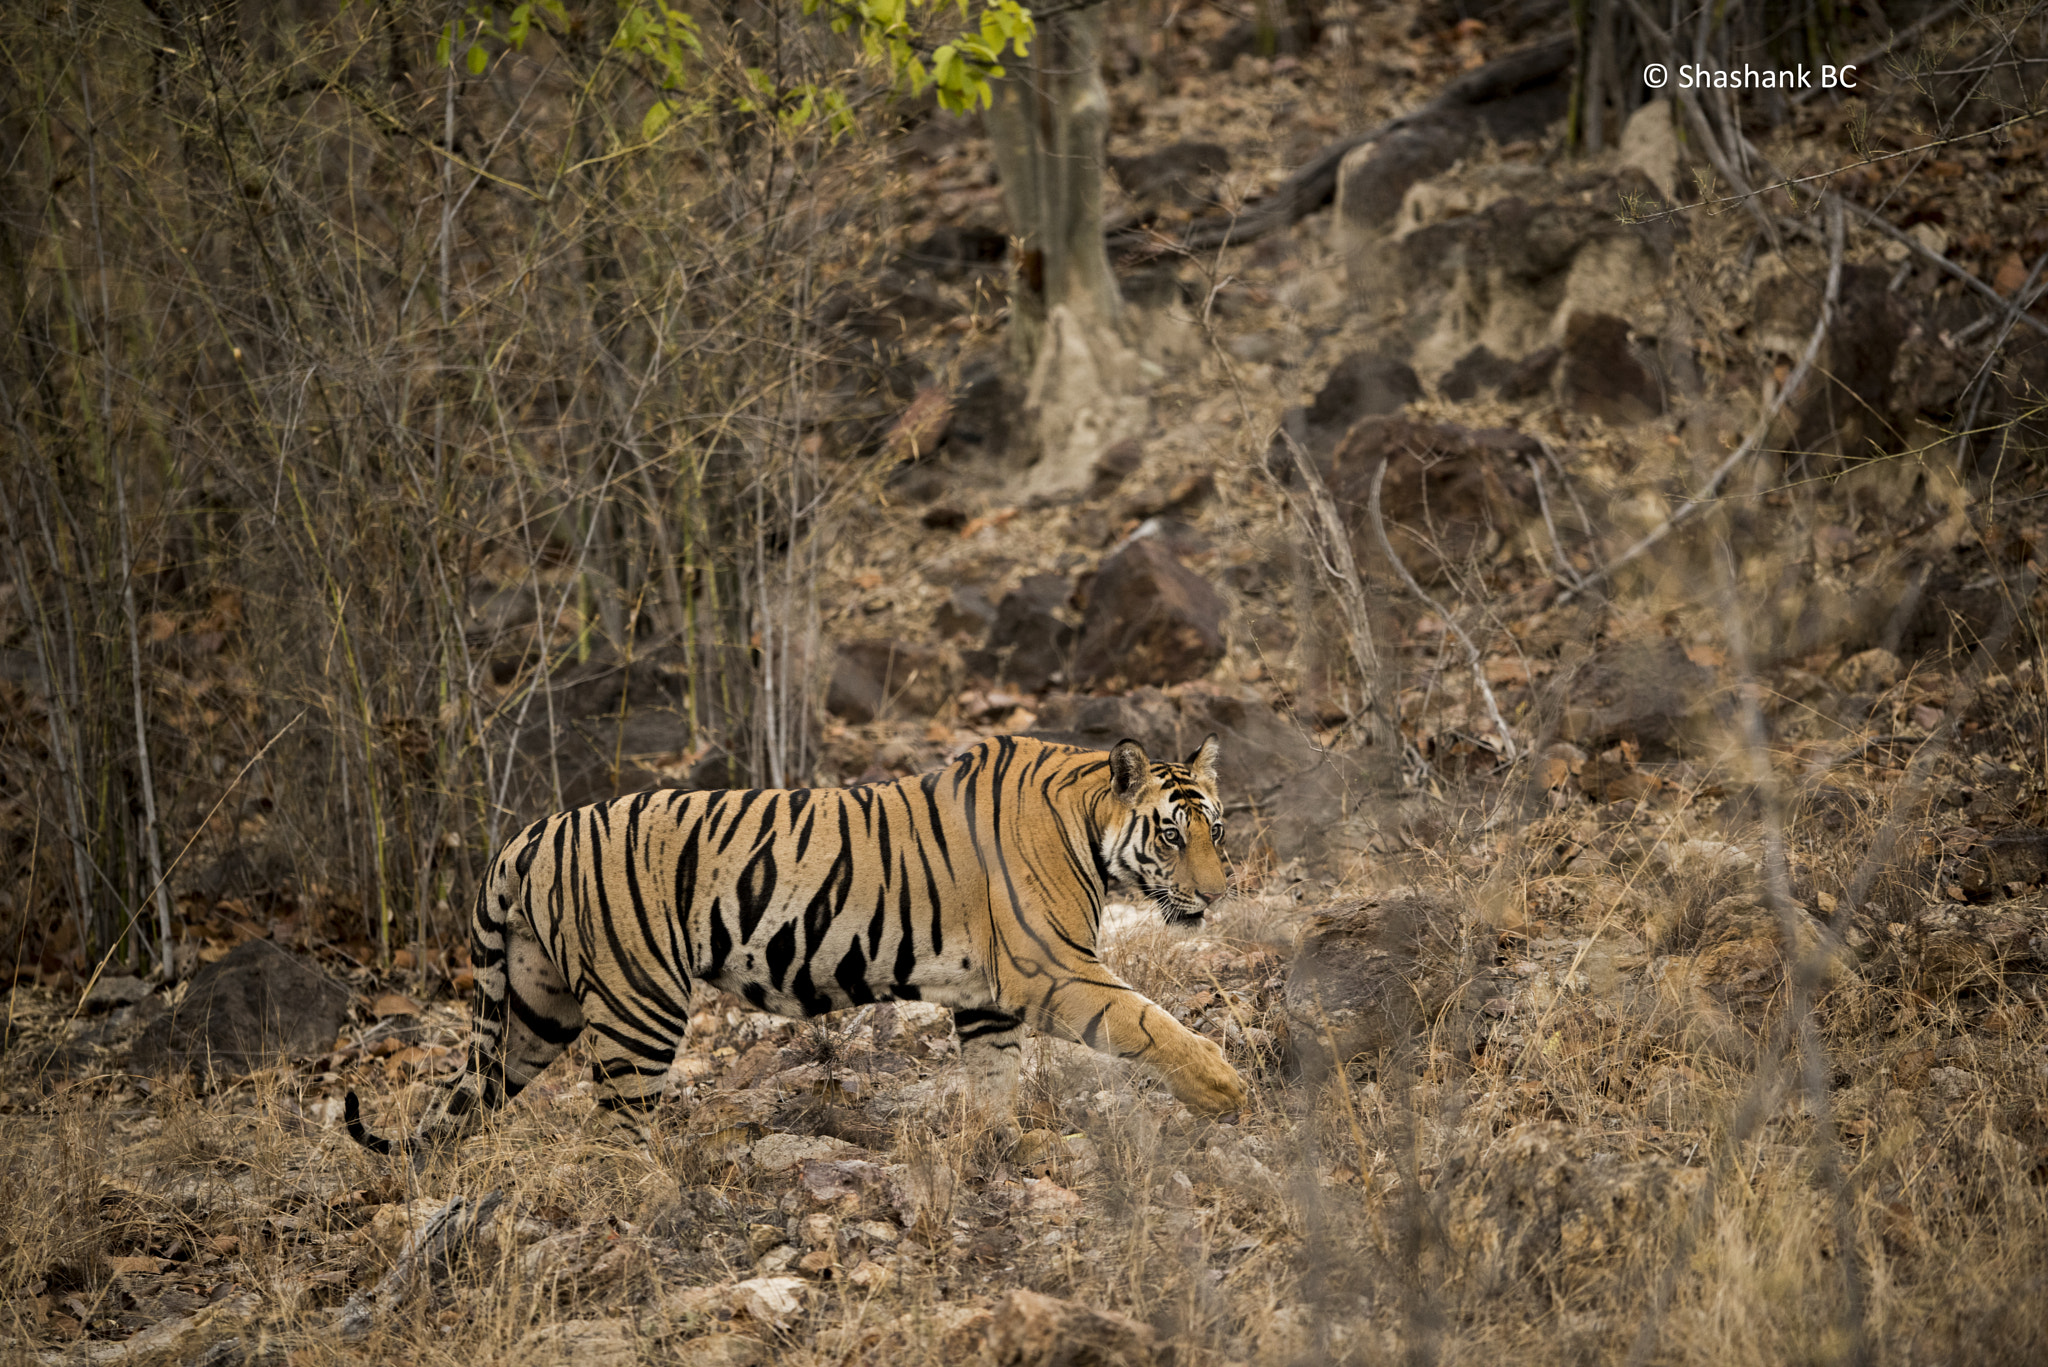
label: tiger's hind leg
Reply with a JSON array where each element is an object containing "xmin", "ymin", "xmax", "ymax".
[
  {"xmin": 400, "ymin": 910, "xmax": 584, "ymax": 1153},
  {"xmin": 579, "ymin": 991, "xmax": 694, "ymax": 1144}
]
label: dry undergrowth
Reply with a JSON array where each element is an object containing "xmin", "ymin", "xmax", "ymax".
[{"xmin": 5, "ymin": 665, "xmax": 2047, "ymax": 1367}]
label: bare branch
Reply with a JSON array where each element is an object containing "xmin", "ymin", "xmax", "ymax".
[{"xmin": 1363, "ymin": 460, "xmax": 1518, "ymax": 764}]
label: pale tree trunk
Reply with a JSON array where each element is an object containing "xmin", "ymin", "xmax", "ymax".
[{"xmin": 986, "ymin": 4, "xmax": 1148, "ymax": 497}]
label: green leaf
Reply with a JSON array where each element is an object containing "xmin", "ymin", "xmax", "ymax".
[
  {"xmin": 466, "ymin": 42, "xmax": 488, "ymax": 74},
  {"xmin": 435, "ymin": 22, "xmax": 453, "ymax": 68},
  {"xmin": 642, "ymin": 101, "xmax": 673, "ymax": 140}
]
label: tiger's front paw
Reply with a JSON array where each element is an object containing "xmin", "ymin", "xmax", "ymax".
[{"xmin": 1168, "ymin": 1034, "xmax": 1248, "ymax": 1116}]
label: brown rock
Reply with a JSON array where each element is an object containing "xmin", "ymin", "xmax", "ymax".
[
  {"xmin": 983, "ymin": 1289, "xmax": 1156, "ymax": 1367},
  {"xmin": 1324, "ymin": 418, "xmax": 1540, "ymax": 581},
  {"xmin": 969, "ymin": 575, "xmax": 1076, "ymax": 692},
  {"xmin": 826, "ymin": 640, "xmax": 958, "ymax": 723},
  {"xmin": 1072, "ymin": 540, "xmax": 1226, "ymax": 687},
  {"xmin": 1545, "ymin": 636, "xmax": 1714, "ymax": 757},
  {"xmin": 882, "ymin": 386, "xmax": 953, "ymax": 464},
  {"xmin": 934, "ymin": 586, "xmax": 997, "ymax": 639},
  {"xmin": 1558, "ymin": 311, "xmax": 1663, "ymax": 423}
]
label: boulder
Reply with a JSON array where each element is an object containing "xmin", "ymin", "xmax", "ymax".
[
  {"xmin": 1301, "ymin": 352, "xmax": 1421, "ymax": 439},
  {"xmin": 1542, "ymin": 636, "xmax": 1716, "ymax": 757},
  {"xmin": 1072, "ymin": 540, "xmax": 1225, "ymax": 688},
  {"xmin": 1323, "ymin": 418, "xmax": 1541, "ymax": 581},
  {"xmin": 1109, "ymin": 141, "xmax": 1230, "ymax": 208},
  {"xmin": 933, "ymin": 586, "xmax": 997, "ymax": 639},
  {"xmin": 1752, "ymin": 263, "xmax": 1911, "ymax": 458},
  {"xmin": 982, "ymin": 1289, "xmax": 1156, "ymax": 1367},
  {"xmin": 1557, "ymin": 311, "xmax": 1665, "ymax": 423},
  {"xmin": 826, "ymin": 640, "xmax": 958, "ymax": 723},
  {"xmin": 1283, "ymin": 890, "xmax": 1487, "ymax": 1079},
  {"xmin": 1032, "ymin": 684, "xmax": 1392, "ymax": 863},
  {"xmin": 1437, "ymin": 344, "xmax": 1515, "ymax": 401},
  {"xmin": 132, "ymin": 939, "xmax": 351, "ymax": 1076},
  {"xmin": 969, "ymin": 575, "xmax": 1076, "ymax": 692},
  {"xmin": 80, "ymin": 975, "xmax": 151, "ymax": 1013}
]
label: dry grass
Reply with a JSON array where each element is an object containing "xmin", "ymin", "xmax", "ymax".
[{"xmin": 7, "ymin": 709, "xmax": 2048, "ymax": 1367}]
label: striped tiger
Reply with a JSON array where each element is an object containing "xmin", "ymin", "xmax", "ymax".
[{"xmin": 344, "ymin": 734, "xmax": 1246, "ymax": 1154}]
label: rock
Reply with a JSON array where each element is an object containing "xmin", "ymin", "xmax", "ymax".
[
  {"xmin": 905, "ymin": 223, "xmax": 1008, "ymax": 273},
  {"xmin": 1618, "ymin": 99, "xmax": 1684, "ymax": 201},
  {"xmin": 1283, "ymin": 890, "xmax": 1487, "ymax": 1078},
  {"xmin": 750, "ymin": 1133, "xmax": 864, "ymax": 1173},
  {"xmin": 947, "ymin": 362, "xmax": 1012, "ymax": 452},
  {"xmin": 934, "ymin": 586, "xmax": 997, "ymax": 639},
  {"xmin": 1557, "ymin": 311, "xmax": 1664, "ymax": 423},
  {"xmin": 1109, "ymin": 141, "xmax": 1230, "ymax": 207},
  {"xmin": 1438, "ymin": 345, "xmax": 1515, "ymax": 402},
  {"xmin": 826, "ymin": 640, "xmax": 958, "ymax": 724},
  {"xmin": 1307, "ymin": 353, "xmax": 1423, "ymax": 429},
  {"xmin": 131, "ymin": 940, "xmax": 350, "ymax": 1076},
  {"xmin": 1543, "ymin": 637, "xmax": 1715, "ymax": 757},
  {"xmin": 1833, "ymin": 647, "xmax": 1901, "ymax": 692},
  {"xmin": 518, "ymin": 1319, "xmax": 641, "ymax": 1367},
  {"xmin": 1501, "ymin": 345, "xmax": 1562, "ymax": 400},
  {"xmin": 882, "ymin": 386, "xmax": 953, "ymax": 464},
  {"xmin": 971, "ymin": 575, "xmax": 1076, "ymax": 692},
  {"xmin": 1961, "ymin": 827, "xmax": 2048, "ymax": 895},
  {"xmin": 1071, "ymin": 540, "xmax": 1226, "ymax": 688},
  {"xmin": 1323, "ymin": 417, "xmax": 1541, "ymax": 582},
  {"xmin": 1031, "ymin": 683, "xmax": 1388, "ymax": 862},
  {"xmin": 1438, "ymin": 1121, "xmax": 1706, "ymax": 1297},
  {"xmin": 1336, "ymin": 120, "xmax": 1472, "ymax": 236},
  {"xmin": 1354, "ymin": 163, "xmax": 1681, "ymax": 386},
  {"xmin": 885, "ymin": 1159, "xmax": 958, "ymax": 1233},
  {"xmin": 730, "ymin": 1276, "xmax": 808, "ymax": 1329},
  {"xmin": 982, "ymin": 1289, "xmax": 1157, "ymax": 1367},
  {"xmin": 1333, "ymin": 34, "xmax": 1575, "ymax": 269},
  {"xmin": 847, "ymin": 1259, "xmax": 893, "ymax": 1291},
  {"xmin": 1270, "ymin": 351, "xmax": 1426, "ymax": 468},
  {"xmin": 799, "ymin": 1158, "xmax": 888, "ymax": 1203},
  {"xmin": 1088, "ymin": 438, "xmax": 1144, "ymax": 498},
  {"xmin": 1752, "ymin": 263, "xmax": 1911, "ymax": 458},
  {"xmin": 80, "ymin": 975, "xmax": 150, "ymax": 1013}
]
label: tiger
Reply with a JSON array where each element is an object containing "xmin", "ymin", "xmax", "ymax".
[{"xmin": 345, "ymin": 733, "xmax": 1247, "ymax": 1155}]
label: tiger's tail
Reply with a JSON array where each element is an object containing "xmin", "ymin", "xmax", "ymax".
[{"xmin": 342, "ymin": 1090, "xmax": 396, "ymax": 1155}]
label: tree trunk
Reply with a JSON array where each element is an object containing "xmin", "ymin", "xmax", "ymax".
[{"xmin": 986, "ymin": 5, "xmax": 1148, "ymax": 497}]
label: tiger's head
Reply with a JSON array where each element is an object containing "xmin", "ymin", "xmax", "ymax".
[{"xmin": 1104, "ymin": 735, "xmax": 1227, "ymax": 926}]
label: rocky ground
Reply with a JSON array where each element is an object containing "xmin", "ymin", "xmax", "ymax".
[{"xmin": 6, "ymin": 0, "xmax": 2048, "ymax": 1363}]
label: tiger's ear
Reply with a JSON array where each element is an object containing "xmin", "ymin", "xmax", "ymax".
[
  {"xmin": 1109, "ymin": 739, "xmax": 1152, "ymax": 807},
  {"xmin": 1185, "ymin": 734, "xmax": 1220, "ymax": 786}
]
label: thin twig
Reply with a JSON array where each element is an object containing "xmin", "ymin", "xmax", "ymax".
[
  {"xmin": 73, "ymin": 712, "xmax": 306, "ymax": 1012},
  {"xmin": 1364, "ymin": 460, "xmax": 1518, "ymax": 764},
  {"xmin": 1565, "ymin": 200, "xmax": 1846, "ymax": 601},
  {"xmin": 1524, "ymin": 455, "xmax": 1587, "ymax": 591},
  {"xmin": 1958, "ymin": 248, "xmax": 2048, "ymax": 466},
  {"xmin": 1267, "ymin": 429, "xmax": 1396, "ymax": 754},
  {"xmin": 1833, "ymin": 195, "xmax": 2048, "ymax": 340},
  {"xmin": 1791, "ymin": 0, "xmax": 1968, "ymax": 104}
]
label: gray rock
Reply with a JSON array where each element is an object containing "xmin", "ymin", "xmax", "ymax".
[
  {"xmin": 81, "ymin": 975, "xmax": 151, "ymax": 1013},
  {"xmin": 132, "ymin": 939, "xmax": 352, "ymax": 1076}
]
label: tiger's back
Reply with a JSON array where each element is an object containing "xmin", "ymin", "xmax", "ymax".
[{"xmin": 345, "ymin": 734, "xmax": 1246, "ymax": 1155}]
